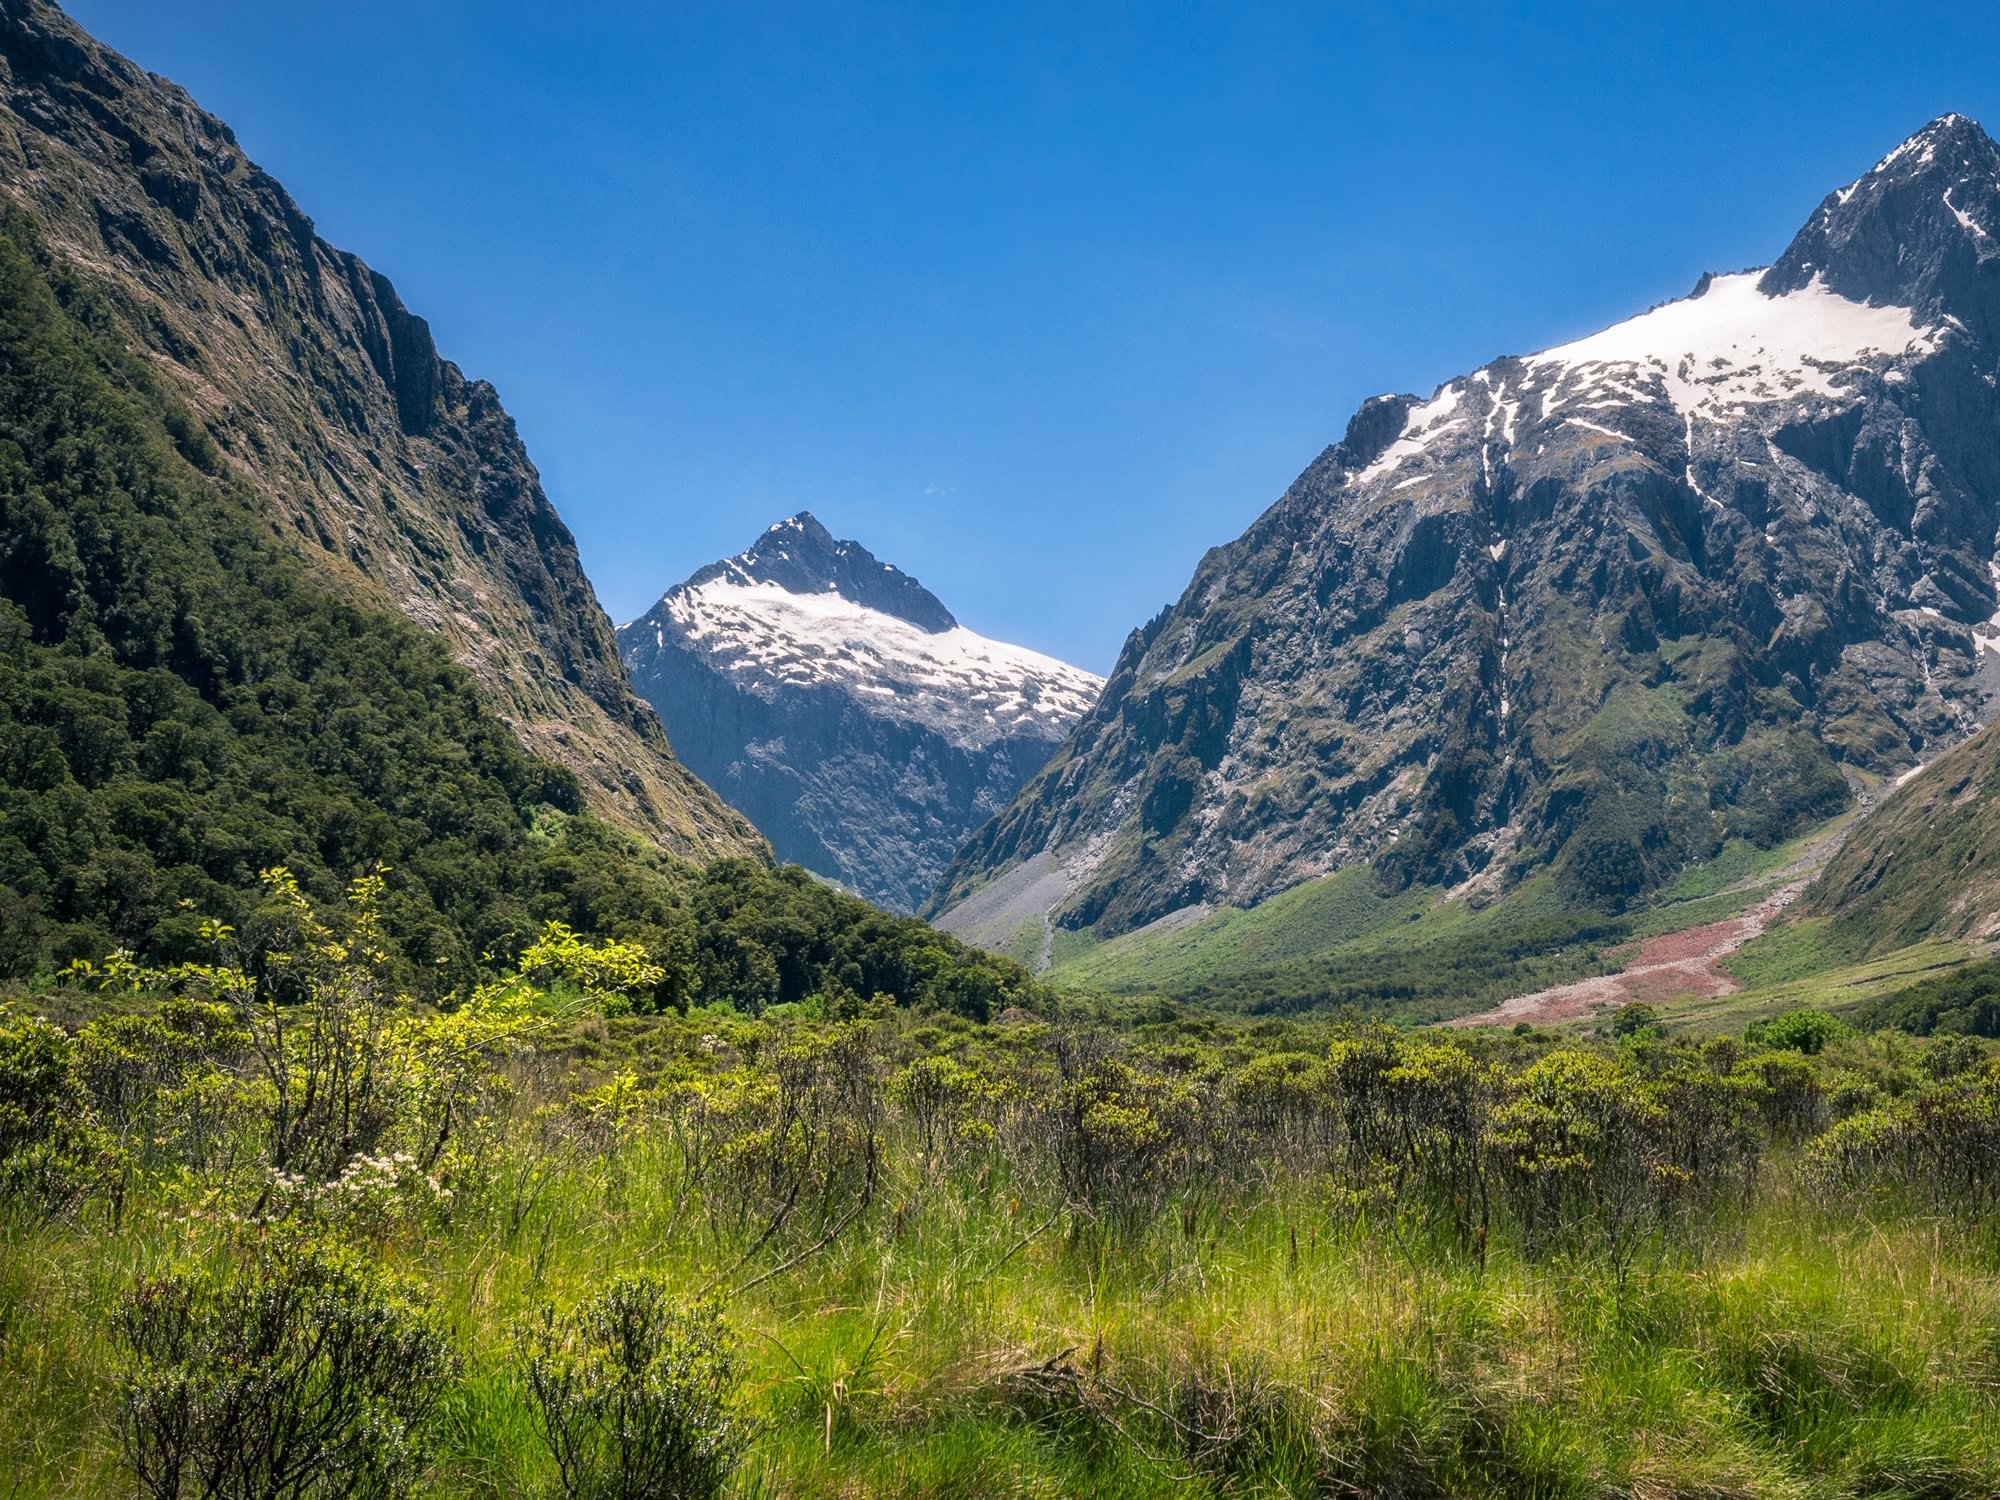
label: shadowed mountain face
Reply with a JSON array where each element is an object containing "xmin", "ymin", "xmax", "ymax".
[
  {"xmin": 0, "ymin": 0, "xmax": 759, "ymax": 855},
  {"xmin": 621, "ymin": 514, "xmax": 1103, "ymax": 913},
  {"xmin": 932, "ymin": 115, "xmax": 2000, "ymax": 951}
]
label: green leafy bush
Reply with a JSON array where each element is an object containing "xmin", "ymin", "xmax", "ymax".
[
  {"xmin": 0, "ymin": 1006, "xmax": 110, "ymax": 1212},
  {"xmin": 1744, "ymin": 1008, "xmax": 1852, "ymax": 1054},
  {"xmin": 118, "ymin": 1241, "xmax": 459, "ymax": 1499},
  {"xmin": 523, "ymin": 1278, "xmax": 744, "ymax": 1500},
  {"xmin": 1804, "ymin": 1064, "xmax": 2000, "ymax": 1216}
]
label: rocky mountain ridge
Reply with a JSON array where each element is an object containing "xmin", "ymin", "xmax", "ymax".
[
  {"xmin": 621, "ymin": 514, "xmax": 1102, "ymax": 912},
  {"xmin": 0, "ymin": 0, "xmax": 758, "ymax": 854},
  {"xmin": 932, "ymin": 114, "xmax": 2000, "ymax": 960}
]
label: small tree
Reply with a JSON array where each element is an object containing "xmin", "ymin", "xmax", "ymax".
[
  {"xmin": 118, "ymin": 1241, "xmax": 459, "ymax": 1499},
  {"xmin": 524, "ymin": 1278, "xmax": 744, "ymax": 1500}
]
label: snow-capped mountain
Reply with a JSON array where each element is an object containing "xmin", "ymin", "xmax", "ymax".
[
  {"xmin": 620, "ymin": 514, "xmax": 1103, "ymax": 912},
  {"xmin": 931, "ymin": 114, "xmax": 2000, "ymax": 955}
]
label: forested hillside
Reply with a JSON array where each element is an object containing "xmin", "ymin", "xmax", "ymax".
[
  {"xmin": 0, "ymin": 215, "xmax": 1040, "ymax": 1018},
  {"xmin": 0, "ymin": 0, "xmax": 757, "ymax": 852}
]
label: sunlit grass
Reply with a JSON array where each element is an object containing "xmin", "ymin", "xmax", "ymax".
[{"xmin": 7, "ymin": 1123, "xmax": 1997, "ymax": 1498}]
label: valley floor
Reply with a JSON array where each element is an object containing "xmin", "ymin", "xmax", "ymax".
[
  {"xmin": 5, "ymin": 969, "xmax": 1999, "ymax": 1499},
  {"xmin": 1451, "ymin": 881, "xmax": 1808, "ymax": 1028}
]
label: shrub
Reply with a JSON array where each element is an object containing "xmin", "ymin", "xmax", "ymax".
[
  {"xmin": 1342, "ymin": 1035, "xmax": 1498, "ymax": 1258},
  {"xmin": 887, "ymin": 1053, "xmax": 999, "ymax": 1171},
  {"xmin": 0, "ymin": 1007, "xmax": 111, "ymax": 1213},
  {"xmin": 117, "ymin": 1241, "xmax": 459, "ymax": 1499},
  {"xmin": 1744, "ymin": 1008, "xmax": 1852, "ymax": 1055},
  {"xmin": 1608, "ymin": 1002, "xmax": 1660, "ymax": 1038},
  {"xmin": 1031, "ymin": 1028, "xmax": 1199, "ymax": 1245},
  {"xmin": 1804, "ymin": 1066, "xmax": 2000, "ymax": 1217},
  {"xmin": 1487, "ymin": 1049, "xmax": 1668, "ymax": 1270},
  {"xmin": 523, "ymin": 1278, "xmax": 744, "ymax": 1500},
  {"xmin": 715, "ymin": 1024, "xmax": 881, "ymax": 1259}
]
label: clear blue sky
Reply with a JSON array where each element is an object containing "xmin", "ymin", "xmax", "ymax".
[{"xmin": 63, "ymin": 0, "xmax": 2000, "ymax": 673}]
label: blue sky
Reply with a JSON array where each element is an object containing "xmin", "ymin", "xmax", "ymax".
[{"xmin": 64, "ymin": 0, "xmax": 2000, "ymax": 673}]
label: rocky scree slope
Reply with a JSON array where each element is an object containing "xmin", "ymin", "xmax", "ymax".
[
  {"xmin": 621, "ymin": 514, "xmax": 1102, "ymax": 912},
  {"xmin": 0, "ymin": 0, "xmax": 758, "ymax": 854},
  {"xmin": 932, "ymin": 115, "xmax": 2000, "ymax": 956}
]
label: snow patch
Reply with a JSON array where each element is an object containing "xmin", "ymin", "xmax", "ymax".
[
  {"xmin": 1976, "ymin": 561, "xmax": 2000, "ymax": 658},
  {"xmin": 1944, "ymin": 187, "xmax": 1990, "ymax": 239},
  {"xmin": 664, "ymin": 578, "xmax": 1105, "ymax": 739},
  {"xmin": 1527, "ymin": 272, "xmax": 1939, "ymax": 423},
  {"xmin": 1354, "ymin": 383, "xmax": 1469, "ymax": 486},
  {"xmin": 1563, "ymin": 416, "xmax": 1637, "ymax": 445}
]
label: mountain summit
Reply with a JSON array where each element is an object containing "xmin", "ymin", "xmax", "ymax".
[
  {"xmin": 931, "ymin": 115, "xmax": 2000, "ymax": 961},
  {"xmin": 685, "ymin": 513, "xmax": 959, "ymax": 633},
  {"xmin": 1765, "ymin": 113, "xmax": 2000, "ymax": 325},
  {"xmin": 620, "ymin": 520, "xmax": 1102, "ymax": 913}
]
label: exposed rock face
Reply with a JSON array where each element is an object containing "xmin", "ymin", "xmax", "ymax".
[
  {"xmin": 932, "ymin": 115, "xmax": 2000, "ymax": 950},
  {"xmin": 0, "ymin": 0, "xmax": 760, "ymax": 854},
  {"xmin": 620, "ymin": 514, "xmax": 1103, "ymax": 912}
]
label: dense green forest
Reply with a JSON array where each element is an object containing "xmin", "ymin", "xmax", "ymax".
[
  {"xmin": 1859, "ymin": 958, "xmax": 2000, "ymax": 1038},
  {"xmin": 0, "ymin": 219, "xmax": 1038, "ymax": 1019}
]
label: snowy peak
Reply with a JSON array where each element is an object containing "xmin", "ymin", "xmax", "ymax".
[
  {"xmin": 1316, "ymin": 128, "xmax": 1997, "ymax": 504},
  {"xmin": 617, "ymin": 519, "xmax": 1106, "ymax": 913},
  {"xmin": 627, "ymin": 518, "xmax": 1104, "ymax": 752},
  {"xmin": 686, "ymin": 511, "xmax": 958, "ymax": 633},
  {"xmin": 659, "ymin": 577, "xmax": 1102, "ymax": 746},
  {"xmin": 1766, "ymin": 113, "xmax": 2000, "ymax": 327},
  {"xmin": 931, "ymin": 114, "xmax": 2000, "ymax": 946}
]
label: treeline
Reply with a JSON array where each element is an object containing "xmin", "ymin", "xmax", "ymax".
[{"xmin": 1860, "ymin": 958, "xmax": 2000, "ymax": 1038}]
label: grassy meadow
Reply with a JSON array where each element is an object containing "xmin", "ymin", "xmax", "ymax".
[{"xmin": 3, "ymin": 876, "xmax": 1999, "ymax": 1498}]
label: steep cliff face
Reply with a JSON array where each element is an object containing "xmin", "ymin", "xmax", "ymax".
[
  {"xmin": 0, "ymin": 0, "xmax": 759, "ymax": 855},
  {"xmin": 932, "ymin": 115, "xmax": 2000, "ymax": 950},
  {"xmin": 621, "ymin": 515, "xmax": 1102, "ymax": 912}
]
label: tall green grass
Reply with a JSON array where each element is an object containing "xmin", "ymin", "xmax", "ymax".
[{"xmin": 5, "ymin": 1092, "xmax": 1996, "ymax": 1498}]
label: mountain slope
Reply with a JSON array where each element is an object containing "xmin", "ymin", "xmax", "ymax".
[
  {"xmin": 621, "ymin": 514, "xmax": 1102, "ymax": 912},
  {"xmin": 1804, "ymin": 717, "xmax": 2000, "ymax": 954},
  {"xmin": 0, "ymin": 0, "xmax": 757, "ymax": 855},
  {"xmin": 0, "ymin": 207, "xmax": 642, "ymax": 980},
  {"xmin": 932, "ymin": 115, "xmax": 2000, "ymax": 961}
]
